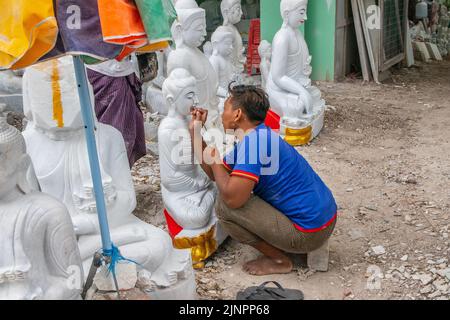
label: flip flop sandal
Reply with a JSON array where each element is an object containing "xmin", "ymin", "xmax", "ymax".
[{"xmin": 236, "ymin": 281, "xmax": 304, "ymax": 300}]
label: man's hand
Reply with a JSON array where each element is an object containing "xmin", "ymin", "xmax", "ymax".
[{"xmin": 189, "ymin": 107, "xmax": 209, "ymax": 133}]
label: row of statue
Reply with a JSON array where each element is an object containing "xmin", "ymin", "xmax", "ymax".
[{"xmin": 0, "ymin": 0, "xmax": 327, "ymax": 300}]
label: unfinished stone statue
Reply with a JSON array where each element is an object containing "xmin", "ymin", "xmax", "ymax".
[
  {"xmin": 258, "ymin": 40, "xmax": 271, "ymax": 91},
  {"xmin": 22, "ymin": 58, "xmax": 196, "ymax": 299},
  {"xmin": 146, "ymin": 48, "xmax": 172, "ymax": 115},
  {"xmin": 0, "ymin": 105, "xmax": 83, "ymax": 300},
  {"xmin": 158, "ymin": 68, "xmax": 226, "ymax": 268},
  {"xmin": 221, "ymin": 0, "xmax": 246, "ymax": 73},
  {"xmin": 267, "ymin": 0, "xmax": 325, "ymax": 145},
  {"xmin": 209, "ymin": 26, "xmax": 236, "ymax": 113}
]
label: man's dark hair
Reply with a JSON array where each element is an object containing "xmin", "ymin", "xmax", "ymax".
[{"xmin": 228, "ymin": 83, "xmax": 270, "ymax": 123}]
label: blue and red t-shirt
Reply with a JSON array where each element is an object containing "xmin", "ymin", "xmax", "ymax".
[{"xmin": 223, "ymin": 124, "xmax": 337, "ymax": 232}]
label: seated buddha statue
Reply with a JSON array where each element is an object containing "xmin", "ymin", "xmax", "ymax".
[
  {"xmin": 158, "ymin": 68, "xmax": 227, "ymax": 268},
  {"xmin": 0, "ymin": 105, "xmax": 82, "ymax": 300},
  {"xmin": 266, "ymin": 0, "xmax": 326, "ymax": 145}
]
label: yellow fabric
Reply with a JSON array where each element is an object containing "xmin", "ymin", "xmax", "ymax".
[
  {"xmin": 136, "ymin": 41, "xmax": 169, "ymax": 53},
  {"xmin": 0, "ymin": 1, "xmax": 58, "ymax": 70}
]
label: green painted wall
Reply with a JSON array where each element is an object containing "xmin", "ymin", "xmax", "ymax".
[{"xmin": 261, "ymin": 0, "xmax": 336, "ymax": 81}]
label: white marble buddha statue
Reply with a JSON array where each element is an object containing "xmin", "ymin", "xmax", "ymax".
[
  {"xmin": 203, "ymin": 41, "xmax": 213, "ymax": 59},
  {"xmin": 221, "ymin": 0, "xmax": 245, "ymax": 73},
  {"xmin": 266, "ymin": 0, "xmax": 325, "ymax": 143},
  {"xmin": 258, "ymin": 40, "xmax": 272, "ymax": 91},
  {"xmin": 158, "ymin": 68, "xmax": 226, "ymax": 268},
  {"xmin": 146, "ymin": 48, "xmax": 172, "ymax": 115},
  {"xmin": 209, "ymin": 27, "xmax": 235, "ymax": 103},
  {"xmin": 168, "ymin": 0, "xmax": 221, "ymax": 131},
  {"xmin": 21, "ymin": 58, "xmax": 196, "ymax": 299},
  {"xmin": 0, "ymin": 105, "xmax": 82, "ymax": 300}
]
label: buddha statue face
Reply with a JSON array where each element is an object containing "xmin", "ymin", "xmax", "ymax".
[
  {"xmin": 221, "ymin": 0, "xmax": 243, "ymax": 25},
  {"xmin": 23, "ymin": 57, "xmax": 86, "ymax": 137},
  {"xmin": 281, "ymin": 0, "xmax": 308, "ymax": 29},
  {"xmin": 163, "ymin": 68, "xmax": 199, "ymax": 117},
  {"xmin": 182, "ymin": 16, "xmax": 207, "ymax": 48},
  {"xmin": 173, "ymin": 1, "xmax": 207, "ymax": 48},
  {"xmin": 212, "ymin": 27, "xmax": 234, "ymax": 57}
]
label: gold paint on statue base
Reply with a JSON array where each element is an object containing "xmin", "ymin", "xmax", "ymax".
[
  {"xmin": 172, "ymin": 226, "xmax": 218, "ymax": 268},
  {"xmin": 284, "ymin": 126, "xmax": 312, "ymax": 146}
]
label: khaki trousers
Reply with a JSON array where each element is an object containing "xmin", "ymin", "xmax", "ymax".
[{"xmin": 215, "ymin": 195, "xmax": 336, "ymax": 254}]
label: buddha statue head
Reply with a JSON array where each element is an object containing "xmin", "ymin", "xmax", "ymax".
[
  {"xmin": 211, "ymin": 26, "xmax": 234, "ymax": 58},
  {"xmin": 281, "ymin": 0, "xmax": 308, "ymax": 28},
  {"xmin": 258, "ymin": 40, "xmax": 272, "ymax": 61},
  {"xmin": 221, "ymin": 0, "xmax": 243, "ymax": 25},
  {"xmin": 163, "ymin": 68, "xmax": 199, "ymax": 117},
  {"xmin": 172, "ymin": 0, "xmax": 207, "ymax": 48},
  {"xmin": 0, "ymin": 105, "xmax": 35, "ymax": 199},
  {"xmin": 23, "ymin": 57, "xmax": 91, "ymax": 140}
]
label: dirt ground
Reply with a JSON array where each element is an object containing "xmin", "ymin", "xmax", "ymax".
[{"xmin": 131, "ymin": 59, "xmax": 450, "ymax": 300}]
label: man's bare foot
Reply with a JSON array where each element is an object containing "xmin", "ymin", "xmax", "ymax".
[{"xmin": 243, "ymin": 256, "xmax": 293, "ymax": 276}]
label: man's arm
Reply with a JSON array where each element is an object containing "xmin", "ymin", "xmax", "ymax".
[
  {"xmin": 189, "ymin": 109, "xmax": 215, "ymax": 181},
  {"xmin": 211, "ymin": 162, "xmax": 255, "ymax": 209}
]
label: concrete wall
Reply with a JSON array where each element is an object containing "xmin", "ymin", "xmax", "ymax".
[{"xmin": 261, "ymin": 0, "xmax": 336, "ymax": 81}]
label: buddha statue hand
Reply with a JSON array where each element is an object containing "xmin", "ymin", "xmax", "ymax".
[
  {"xmin": 72, "ymin": 183, "xmax": 117, "ymax": 214},
  {"xmin": 298, "ymin": 84, "xmax": 314, "ymax": 115}
]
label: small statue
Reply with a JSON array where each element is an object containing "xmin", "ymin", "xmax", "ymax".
[
  {"xmin": 158, "ymin": 68, "xmax": 226, "ymax": 268},
  {"xmin": 0, "ymin": 105, "xmax": 83, "ymax": 300},
  {"xmin": 145, "ymin": 48, "xmax": 172, "ymax": 115},
  {"xmin": 209, "ymin": 26, "xmax": 236, "ymax": 105},
  {"xmin": 266, "ymin": 0, "xmax": 325, "ymax": 145},
  {"xmin": 22, "ymin": 58, "xmax": 196, "ymax": 299},
  {"xmin": 221, "ymin": 0, "xmax": 246, "ymax": 73},
  {"xmin": 258, "ymin": 40, "xmax": 272, "ymax": 91}
]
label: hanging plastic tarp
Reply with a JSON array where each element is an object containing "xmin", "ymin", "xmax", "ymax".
[
  {"xmin": 55, "ymin": 0, "xmax": 123, "ymax": 61},
  {"xmin": 97, "ymin": 0, "xmax": 147, "ymax": 47},
  {"xmin": 135, "ymin": 0, "xmax": 177, "ymax": 44},
  {"xmin": 0, "ymin": 0, "xmax": 59, "ymax": 70}
]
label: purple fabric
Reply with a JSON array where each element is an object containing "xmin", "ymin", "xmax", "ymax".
[
  {"xmin": 87, "ymin": 69, "xmax": 146, "ymax": 167},
  {"xmin": 55, "ymin": 0, "xmax": 122, "ymax": 59}
]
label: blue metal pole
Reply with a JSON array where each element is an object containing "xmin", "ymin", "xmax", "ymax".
[{"xmin": 72, "ymin": 56, "xmax": 112, "ymax": 252}]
